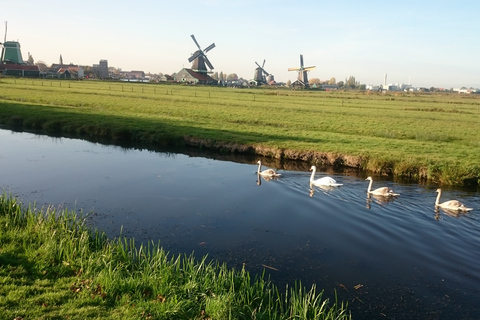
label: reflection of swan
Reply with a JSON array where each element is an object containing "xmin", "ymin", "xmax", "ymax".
[
  {"xmin": 365, "ymin": 176, "xmax": 399, "ymax": 196},
  {"xmin": 309, "ymin": 166, "xmax": 342, "ymax": 186},
  {"xmin": 256, "ymin": 173, "xmax": 277, "ymax": 185},
  {"xmin": 435, "ymin": 188, "xmax": 472, "ymax": 212},
  {"xmin": 366, "ymin": 193, "xmax": 396, "ymax": 209},
  {"xmin": 257, "ymin": 160, "xmax": 281, "ymax": 177},
  {"xmin": 309, "ymin": 182, "xmax": 336, "ymax": 197}
]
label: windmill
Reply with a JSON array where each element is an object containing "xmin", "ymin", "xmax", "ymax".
[
  {"xmin": 1, "ymin": 21, "xmax": 25, "ymax": 64},
  {"xmin": 288, "ymin": 54, "xmax": 316, "ymax": 88},
  {"xmin": 188, "ymin": 34, "xmax": 215, "ymax": 74},
  {"xmin": 253, "ymin": 59, "xmax": 274, "ymax": 85}
]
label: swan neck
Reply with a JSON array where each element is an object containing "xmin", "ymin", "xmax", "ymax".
[
  {"xmin": 435, "ymin": 190, "xmax": 441, "ymax": 205},
  {"xmin": 257, "ymin": 162, "xmax": 261, "ymax": 173},
  {"xmin": 310, "ymin": 167, "xmax": 316, "ymax": 182},
  {"xmin": 367, "ymin": 179, "xmax": 373, "ymax": 193}
]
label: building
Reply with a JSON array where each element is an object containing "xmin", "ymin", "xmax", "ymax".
[
  {"xmin": 92, "ymin": 59, "xmax": 108, "ymax": 78},
  {"xmin": 173, "ymin": 68, "xmax": 218, "ymax": 85},
  {"xmin": 0, "ymin": 40, "xmax": 40, "ymax": 77}
]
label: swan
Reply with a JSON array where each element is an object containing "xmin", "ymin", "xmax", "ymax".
[
  {"xmin": 309, "ymin": 166, "xmax": 342, "ymax": 186},
  {"xmin": 365, "ymin": 176, "xmax": 399, "ymax": 196},
  {"xmin": 256, "ymin": 160, "xmax": 281, "ymax": 177},
  {"xmin": 435, "ymin": 188, "xmax": 472, "ymax": 212}
]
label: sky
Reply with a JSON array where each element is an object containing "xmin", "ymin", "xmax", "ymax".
[{"xmin": 2, "ymin": 0, "xmax": 480, "ymax": 88}]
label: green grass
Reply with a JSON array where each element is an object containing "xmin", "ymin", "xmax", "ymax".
[
  {"xmin": 1, "ymin": 77, "xmax": 480, "ymax": 185},
  {"xmin": 0, "ymin": 193, "xmax": 351, "ymax": 319}
]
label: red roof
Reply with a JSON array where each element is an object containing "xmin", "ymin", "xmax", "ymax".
[{"xmin": 184, "ymin": 68, "xmax": 216, "ymax": 82}]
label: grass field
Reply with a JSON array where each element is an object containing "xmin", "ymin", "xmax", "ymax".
[
  {"xmin": 1, "ymin": 78, "xmax": 479, "ymax": 185},
  {"xmin": 0, "ymin": 193, "xmax": 351, "ymax": 320}
]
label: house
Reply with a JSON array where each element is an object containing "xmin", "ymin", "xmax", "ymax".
[
  {"xmin": 158, "ymin": 74, "xmax": 173, "ymax": 82},
  {"xmin": 56, "ymin": 66, "xmax": 84, "ymax": 79},
  {"xmin": 173, "ymin": 68, "xmax": 218, "ymax": 85}
]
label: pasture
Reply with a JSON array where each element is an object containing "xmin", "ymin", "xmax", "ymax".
[{"xmin": 0, "ymin": 78, "xmax": 479, "ymax": 185}]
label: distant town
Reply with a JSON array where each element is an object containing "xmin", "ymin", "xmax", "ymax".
[{"xmin": 1, "ymin": 34, "xmax": 478, "ymax": 94}]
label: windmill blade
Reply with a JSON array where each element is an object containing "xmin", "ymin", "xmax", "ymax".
[
  {"xmin": 304, "ymin": 66, "xmax": 316, "ymax": 71},
  {"xmin": 262, "ymin": 59, "xmax": 266, "ymax": 68},
  {"xmin": 255, "ymin": 61, "xmax": 262, "ymax": 69},
  {"xmin": 190, "ymin": 34, "xmax": 202, "ymax": 50},
  {"xmin": 204, "ymin": 43, "xmax": 215, "ymax": 53},
  {"xmin": 288, "ymin": 67, "xmax": 300, "ymax": 71},
  {"xmin": 204, "ymin": 56, "xmax": 214, "ymax": 70},
  {"xmin": 188, "ymin": 51, "xmax": 202, "ymax": 63},
  {"xmin": 300, "ymin": 54, "xmax": 304, "ymax": 68}
]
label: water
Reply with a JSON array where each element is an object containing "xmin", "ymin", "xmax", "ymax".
[{"xmin": 1, "ymin": 128, "xmax": 479, "ymax": 319}]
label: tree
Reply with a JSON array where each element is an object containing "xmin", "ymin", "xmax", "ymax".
[
  {"xmin": 286, "ymin": 80, "xmax": 291, "ymax": 87},
  {"xmin": 35, "ymin": 61, "xmax": 48, "ymax": 72},
  {"xmin": 227, "ymin": 73, "xmax": 238, "ymax": 81},
  {"xmin": 27, "ymin": 54, "xmax": 34, "ymax": 65},
  {"xmin": 346, "ymin": 76, "xmax": 356, "ymax": 89},
  {"xmin": 212, "ymin": 72, "xmax": 219, "ymax": 80},
  {"xmin": 309, "ymin": 78, "xmax": 321, "ymax": 85},
  {"xmin": 219, "ymin": 71, "xmax": 224, "ymax": 82},
  {"xmin": 328, "ymin": 77, "xmax": 336, "ymax": 85},
  {"xmin": 337, "ymin": 81, "xmax": 344, "ymax": 88}
]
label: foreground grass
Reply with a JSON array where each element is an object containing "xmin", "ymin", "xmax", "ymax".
[
  {"xmin": 0, "ymin": 194, "xmax": 351, "ymax": 320},
  {"xmin": 0, "ymin": 78, "xmax": 479, "ymax": 185}
]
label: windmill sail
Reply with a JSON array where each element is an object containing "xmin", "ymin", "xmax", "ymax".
[
  {"xmin": 188, "ymin": 34, "xmax": 215, "ymax": 74},
  {"xmin": 288, "ymin": 54, "xmax": 315, "ymax": 88}
]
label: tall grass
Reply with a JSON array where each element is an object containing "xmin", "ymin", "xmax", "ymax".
[
  {"xmin": 1, "ymin": 78, "xmax": 480, "ymax": 185},
  {"xmin": 0, "ymin": 193, "xmax": 351, "ymax": 319}
]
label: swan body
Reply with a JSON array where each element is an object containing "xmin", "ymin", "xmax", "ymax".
[
  {"xmin": 309, "ymin": 166, "xmax": 342, "ymax": 186},
  {"xmin": 435, "ymin": 188, "xmax": 472, "ymax": 212},
  {"xmin": 365, "ymin": 176, "xmax": 399, "ymax": 196},
  {"xmin": 257, "ymin": 160, "xmax": 281, "ymax": 177}
]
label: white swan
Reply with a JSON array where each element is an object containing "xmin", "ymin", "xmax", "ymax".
[
  {"xmin": 257, "ymin": 160, "xmax": 281, "ymax": 177},
  {"xmin": 309, "ymin": 166, "xmax": 342, "ymax": 186},
  {"xmin": 365, "ymin": 176, "xmax": 399, "ymax": 196},
  {"xmin": 435, "ymin": 188, "xmax": 472, "ymax": 212}
]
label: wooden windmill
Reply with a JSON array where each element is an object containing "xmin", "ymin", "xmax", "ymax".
[
  {"xmin": 0, "ymin": 21, "xmax": 25, "ymax": 64},
  {"xmin": 288, "ymin": 54, "xmax": 315, "ymax": 88},
  {"xmin": 253, "ymin": 59, "xmax": 274, "ymax": 85},
  {"xmin": 188, "ymin": 34, "xmax": 215, "ymax": 74}
]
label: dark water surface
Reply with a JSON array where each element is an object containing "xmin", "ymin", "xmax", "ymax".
[{"xmin": 1, "ymin": 129, "xmax": 479, "ymax": 319}]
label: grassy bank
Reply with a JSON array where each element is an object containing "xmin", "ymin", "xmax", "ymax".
[
  {"xmin": 0, "ymin": 193, "xmax": 351, "ymax": 319},
  {"xmin": 1, "ymin": 78, "xmax": 479, "ymax": 185}
]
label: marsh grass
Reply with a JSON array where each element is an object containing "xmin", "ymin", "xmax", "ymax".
[
  {"xmin": 1, "ymin": 78, "xmax": 480, "ymax": 185},
  {"xmin": 0, "ymin": 193, "xmax": 351, "ymax": 319}
]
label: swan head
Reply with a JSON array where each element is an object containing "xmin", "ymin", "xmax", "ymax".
[
  {"xmin": 309, "ymin": 165, "xmax": 316, "ymax": 172},
  {"xmin": 257, "ymin": 160, "xmax": 261, "ymax": 165},
  {"xmin": 436, "ymin": 188, "xmax": 441, "ymax": 193},
  {"xmin": 365, "ymin": 176, "xmax": 373, "ymax": 181}
]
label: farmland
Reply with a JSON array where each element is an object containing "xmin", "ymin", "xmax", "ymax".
[{"xmin": 1, "ymin": 78, "xmax": 479, "ymax": 185}]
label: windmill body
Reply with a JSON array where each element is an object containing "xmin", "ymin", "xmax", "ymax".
[
  {"xmin": 252, "ymin": 59, "xmax": 274, "ymax": 85},
  {"xmin": 188, "ymin": 34, "xmax": 215, "ymax": 74},
  {"xmin": 288, "ymin": 54, "xmax": 315, "ymax": 88},
  {"xmin": 0, "ymin": 21, "xmax": 40, "ymax": 77}
]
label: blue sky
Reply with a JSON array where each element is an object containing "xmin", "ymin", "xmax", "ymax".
[{"xmin": 3, "ymin": 0, "xmax": 479, "ymax": 88}]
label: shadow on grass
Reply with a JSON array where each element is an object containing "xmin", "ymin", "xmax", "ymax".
[{"xmin": 0, "ymin": 101, "xmax": 324, "ymax": 147}]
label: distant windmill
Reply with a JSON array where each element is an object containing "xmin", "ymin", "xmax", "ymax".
[
  {"xmin": 1, "ymin": 21, "xmax": 25, "ymax": 64},
  {"xmin": 288, "ymin": 54, "xmax": 316, "ymax": 88},
  {"xmin": 253, "ymin": 59, "xmax": 274, "ymax": 85},
  {"xmin": 188, "ymin": 34, "xmax": 215, "ymax": 74}
]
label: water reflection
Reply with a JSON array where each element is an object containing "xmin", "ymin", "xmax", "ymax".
[
  {"xmin": 309, "ymin": 183, "xmax": 338, "ymax": 197},
  {"xmin": 365, "ymin": 193, "xmax": 397, "ymax": 209},
  {"xmin": 255, "ymin": 173, "xmax": 280, "ymax": 186},
  {"xmin": 434, "ymin": 205, "xmax": 471, "ymax": 219}
]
